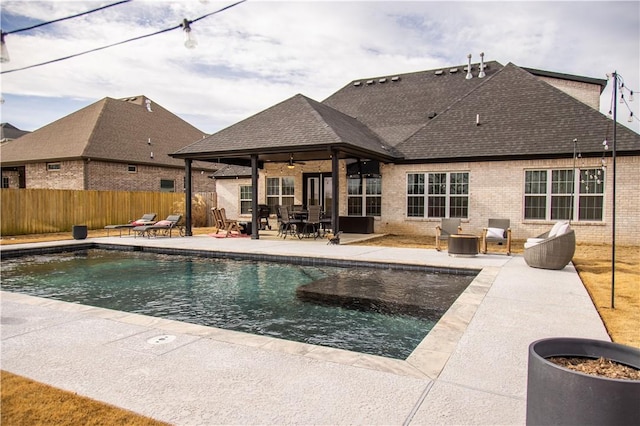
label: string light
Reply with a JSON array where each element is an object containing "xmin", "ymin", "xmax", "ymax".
[
  {"xmin": 0, "ymin": 0, "xmax": 132, "ymax": 63},
  {"xmin": 0, "ymin": 0, "xmax": 246, "ymax": 74}
]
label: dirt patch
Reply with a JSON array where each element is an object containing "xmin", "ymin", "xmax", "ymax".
[{"xmin": 548, "ymin": 356, "xmax": 640, "ymax": 380}]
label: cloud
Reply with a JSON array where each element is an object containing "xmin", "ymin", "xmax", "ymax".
[{"xmin": 1, "ymin": 1, "xmax": 638, "ymax": 134}]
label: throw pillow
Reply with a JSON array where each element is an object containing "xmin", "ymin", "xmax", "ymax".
[{"xmin": 486, "ymin": 227, "xmax": 504, "ymax": 239}]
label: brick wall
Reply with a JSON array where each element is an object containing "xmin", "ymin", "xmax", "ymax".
[
  {"xmin": 209, "ymin": 156, "xmax": 639, "ymax": 246},
  {"xmin": 535, "ymin": 76, "xmax": 602, "ymax": 109},
  {"xmin": 17, "ymin": 160, "xmax": 214, "ymax": 193}
]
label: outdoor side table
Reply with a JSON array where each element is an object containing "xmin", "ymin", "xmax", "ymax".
[{"xmin": 448, "ymin": 234, "xmax": 479, "ymax": 257}]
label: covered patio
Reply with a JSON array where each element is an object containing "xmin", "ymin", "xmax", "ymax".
[{"xmin": 170, "ymin": 94, "xmax": 402, "ymax": 238}]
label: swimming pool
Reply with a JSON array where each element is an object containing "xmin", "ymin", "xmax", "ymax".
[{"xmin": 0, "ymin": 249, "xmax": 476, "ymax": 359}]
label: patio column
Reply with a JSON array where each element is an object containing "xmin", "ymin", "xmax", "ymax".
[
  {"xmin": 251, "ymin": 154, "xmax": 259, "ymax": 239},
  {"xmin": 331, "ymin": 148, "xmax": 339, "ymax": 235},
  {"xmin": 184, "ymin": 159, "xmax": 193, "ymax": 236}
]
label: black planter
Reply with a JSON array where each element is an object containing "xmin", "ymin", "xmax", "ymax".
[
  {"xmin": 526, "ymin": 337, "xmax": 640, "ymax": 426},
  {"xmin": 72, "ymin": 225, "xmax": 88, "ymax": 240}
]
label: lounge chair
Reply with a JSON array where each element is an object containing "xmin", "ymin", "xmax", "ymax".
[
  {"xmin": 524, "ymin": 221, "xmax": 576, "ymax": 270},
  {"xmin": 481, "ymin": 218, "xmax": 512, "ymax": 255},
  {"xmin": 435, "ymin": 218, "xmax": 462, "ymax": 251},
  {"xmin": 104, "ymin": 213, "xmax": 157, "ymax": 237},
  {"xmin": 133, "ymin": 214, "xmax": 183, "ymax": 238}
]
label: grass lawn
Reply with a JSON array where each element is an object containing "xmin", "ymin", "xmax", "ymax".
[{"xmin": 1, "ymin": 228, "xmax": 638, "ymax": 424}]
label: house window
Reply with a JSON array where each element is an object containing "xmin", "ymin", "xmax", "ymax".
[
  {"xmin": 524, "ymin": 168, "xmax": 604, "ymax": 221},
  {"xmin": 2, "ymin": 176, "xmax": 9, "ymax": 188},
  {"xmin": 127, "ymin": 165, "xmax": 137, "ymax": 173},
  {"xmin": 407, "ymin": 172, "xmax": 469, "ymax": 218},
  {"xmin": 160, "ymin": 179, "xmax": 175, "ymax": 192},
  {"xmin": 47, "ymin": 162, "xmax": 61, "ymax": 171},
  {"xmin": 347, "ymin": 177, "xmax": 381, "ymax": 216},
  {"xmin": 266, "ymin": 177, "xmax": 294, "ymax": 213},
  {"xmin": 240, "ymin": 185, "xmax": 252, "ymax": 215}
]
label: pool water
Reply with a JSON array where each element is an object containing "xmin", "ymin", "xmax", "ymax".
[{"xmin": 0, "ymin": 249, "xmax": 474, "ymax": 359}]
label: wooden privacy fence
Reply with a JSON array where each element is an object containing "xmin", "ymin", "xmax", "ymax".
[{"xmin": 1, "ymin": 189, "xmax": 216, "ymax": 235}]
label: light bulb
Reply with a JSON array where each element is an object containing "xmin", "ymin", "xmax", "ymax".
[
  {"xmin": 629, "ymin": 91, "xmax": 634, "ymax": 102},
  {"xmin": 0, "ymin": 32, "xmax": 9, "ymax": 63},
  {"xmin": 182, "ymin": 19, "xmax": 197, "ymax": 49},
  {"xmin": 628, "ymin": 112, "xmax": 634, "ymax": 123},
  {"xmin": 620, "ymin": 93, "xmax": 624, "ymax": 104}
]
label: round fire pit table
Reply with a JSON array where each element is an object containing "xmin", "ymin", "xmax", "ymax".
[{"xmin": 448, "ymin": 234, "xmax": 479, "ymax": 257}]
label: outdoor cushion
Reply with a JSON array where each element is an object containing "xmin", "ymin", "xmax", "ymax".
[
  {"xmin": 154, "ymin": 220, "xmax": 173, "ymax": 226},
  {"xmin": 486, "ymin": 227, "xmax": 505, "ymax": 239},
  {"xmin": 549, "ymin": 221, "xmax": 569, "ymax": 237},
  {"xmin": 131, "ymin": 220, "xmax": 151, "ymax": 226},
  {"xmin": 525, "ymin": 238, "xmax": 545, "ymax": 249}
]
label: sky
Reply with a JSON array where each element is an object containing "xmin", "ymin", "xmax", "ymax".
[{"xmin": 1, "ymin": 0, "xmax": 639, "ymax": 135}]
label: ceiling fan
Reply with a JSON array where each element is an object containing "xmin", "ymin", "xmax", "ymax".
[{"xmin": 287, "ymin": 153, "xmax": 305, "ymax": 169}]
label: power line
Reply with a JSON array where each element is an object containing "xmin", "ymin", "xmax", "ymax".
[
  {"xmin": 2, "ymin": 0, "xmax": 132, "ymax": 35},
  {"xmin": 0, "ymin": 0, "xmax": 247, "ymax": 75}
]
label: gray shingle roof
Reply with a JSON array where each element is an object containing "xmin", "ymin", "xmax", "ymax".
[
  {"xmin": 322, "ymin": 61, "xmax": 504, "ymax": 146},
  {"xmin": 0, "ymin": 96, "xmax": 212, "ymax": 169},
  {"xmin": 396, "ymin": 63, "xmax": 639, "ymax": 161},
  {"xmin": 173, "ymin": 94, "xmax": 400, "ymax": 163},
  {"xmin": 1, "ymin": 123, "xmax": 30, "ymax": 141}
]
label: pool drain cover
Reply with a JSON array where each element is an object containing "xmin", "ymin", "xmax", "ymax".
[{"xmin": 147, "ymin": 334, "xmax": 176, "ymax": 345}]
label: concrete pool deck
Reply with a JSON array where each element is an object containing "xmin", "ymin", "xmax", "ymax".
[{"xmin": 1, "ymin": 234, "xmax": 610, "ymax": 425}]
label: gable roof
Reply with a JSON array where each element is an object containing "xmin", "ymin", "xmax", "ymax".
[
  {"xmin": 172, "ymin": 94, "xmax": 401, "ymax": 165},
  {"xmin": 0, "ymin": 96, "xmax": 213, "ymax": 169},
  {"xmin": 396, "ymin": 63, "xmax": 639, "ymax": 162}
]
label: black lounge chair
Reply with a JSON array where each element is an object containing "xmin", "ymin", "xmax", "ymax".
[{"xmin": 104, "ymin": 213, "xmax": 157, "ymax": 237}]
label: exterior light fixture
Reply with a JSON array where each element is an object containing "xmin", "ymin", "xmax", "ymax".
[
  {"xmin": 0, "ymin": 32, "xmax": 9, "ymax": 63},
  {"xmin": 181, "ymin": 19, "xmax": 197, "ymax": 49}
]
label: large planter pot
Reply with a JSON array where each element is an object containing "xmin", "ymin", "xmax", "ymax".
[
  {"xmin": 526, "ymin": 337, "xmax": 640, "ymax": 426},
  {"xmin": 72, "ymin": 225, "xmax": 88, "ymax": 240}
]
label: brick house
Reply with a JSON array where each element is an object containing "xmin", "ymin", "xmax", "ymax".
[
  {"xmin": 175, "ymin": 60, "xmax": 639, "ymax": 245},
  {"xmin": 0, "ymin": 96, "xmax": 216, "ymax": 192}
]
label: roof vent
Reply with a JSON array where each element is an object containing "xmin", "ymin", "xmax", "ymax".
[
  {"xmin": 428, "ymin": 112, "xmax": 437, "ymax": 119},
  {"xmin": 354, "ymin": 81, "xmax": 362, "ymax": 87},
  {"xmin": 391, "ymin": 76, "xmax": 401, "ymax": 82},
  {"xmin": 435, "ymin": 70, "xmax": 443, "ymax": 75},
  {"xmin": 366, "ymin": 80, "xmax": 375, "ymax": 85},
  {"xmin": 378, "ymin": 78, "xmax": 387, "ymax": 83},
  {"xmin": 449, "ymin": 68, "xmax": 458, "ymax": 73}
]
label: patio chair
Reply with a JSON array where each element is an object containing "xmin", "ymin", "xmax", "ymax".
[
  {"xmin": 219, "ymin": 208, "xmax": 243, "ymax": 236},
  {"xmin": 481, "ymin": 218, "xmax": 512, "ymax": 255},
  {"xmin": 278, "ymin": 206, "xmax": 302, "ymax": 239},
  {"xmin": 524, "ymin": 222, "xmax": 576, "ymax": 270},
  {"xmin": 211, "ymin": 208, "xmax": 225, "ymax": 230},
  {"xmin": 104, "ymin": 213, "xmax": 157, "ymax": 237},
  {"xmin": 435, "ymin": 218, "xmax": 462, "ymax": 251},
  {"xmin": 133, "ymin": 214, "xmax": 183, "ymax": 238},
  {"xmin": 300, "ymin": 205, "xmax": 321, "ymax": 239}
]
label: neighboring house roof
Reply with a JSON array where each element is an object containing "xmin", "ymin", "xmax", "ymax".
[
  {"xmin": 211, "ymin": 164, "xmax": 252, "ymax": 179},
  {"xmin": 0, "ymin": 96, "xmax": 214, "ymax": 169},
  {"xmin": 0, "ymin": 123, "xmax": 30, "ymax": 142},
  {"xmin": 172, "ymin": 94, "xmax": 401, "ymax": 165}
]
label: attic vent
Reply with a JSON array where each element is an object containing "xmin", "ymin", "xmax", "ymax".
[
  {"xmin": 354, "ymin": 81, "xmax": 362, "ymax": 87},
  {"xmin": 435, "ymin": 70, "xmax": 443, "ymax": 75},
  {"xmin": 449, "ymin": 68, "xmax": 458, "ymax": 73},
  {"xmin": 463, "ymin": 66, "xmax": 472, "ymax": 71},
  {"xmin": 391, "ymin": 76, "xmax": 400, "ymax": 82},
  {"xmin": 428, "ymin": 112, "xmax": 437, "ymax": 119},
  {"xmin": 366, "ymin": 80, "xmax": 375, "ymax": 85},
  {"xmin": 378, "ymin": 78, "xmax": 387, "ymax": 83}
]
